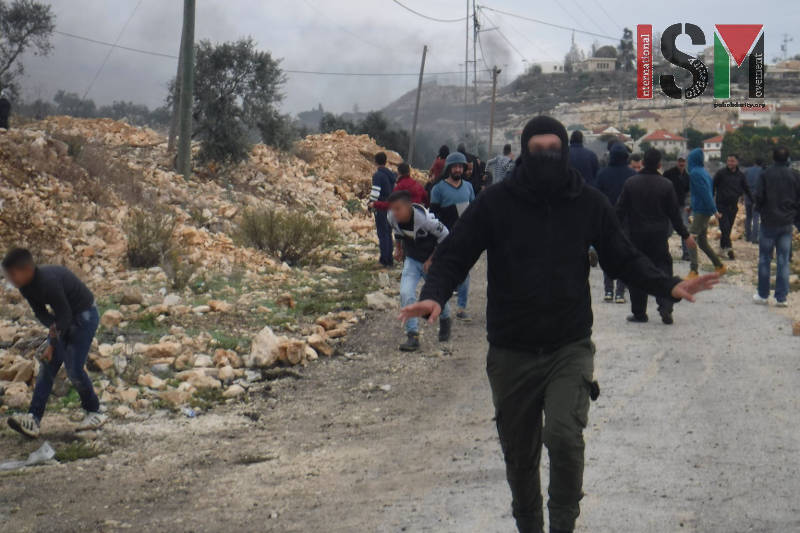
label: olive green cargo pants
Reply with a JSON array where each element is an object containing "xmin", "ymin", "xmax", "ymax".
[{"xmin": 486, "ymin": 338, "xmax": 596, "ymax": 533}]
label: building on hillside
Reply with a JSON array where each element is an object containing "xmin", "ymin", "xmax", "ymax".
[
  {"xmin": 639, "ymin": 129, "xmax": 687, "ymax": 154},
  {"xmin": 628, "ymin": 109, "xmax": 662, "ymax": 122},
  {"xmin": 575, "ymin": 57, "xmax": 616, "ymax": 72},
  {"xmin": 737, "ymin": 105, "xmax": 774, "ymax": 127},
  {"xmin": 703, "ymin": 135, "xmax": 724, "ymax": 160},
  {"xmin": 776, "ymin": 104, "xmax": 800, "ymax": 128},
  {"xmin": 530, "ymin": 61, "xmax": 565, "ymax": 74},
  {"xmin": 766, "ymin": 60, "xmax": 800, "ymax": 80}
]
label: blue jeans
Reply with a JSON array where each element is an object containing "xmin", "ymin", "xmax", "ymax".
[
  {"xmin": 374, "ymin": 210, "xmax": 393, "ymax": 266},
  {"xmin": 758, "ymin": 225, "xmax": 793, "ymax": 302},
  {"xmin": 400, "ymin": 257, "xmax": 450, "ymax": 334},
  {"xmin": 30, "ymin": 306, "xmax": 100, "ymax": 422},
  {"xmin": 457, "ymin": 273, "xmax": 470, "ymax": 309}
]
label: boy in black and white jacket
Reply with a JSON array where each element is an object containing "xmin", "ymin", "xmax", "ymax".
[{"xmin": 387, "ymin": 190, "xmax": 451, "ymax": 351}]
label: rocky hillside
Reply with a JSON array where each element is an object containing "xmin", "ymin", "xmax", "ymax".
[{"xmin": 0, "ymin": 117, "xmax": 405, "ymax": 414}]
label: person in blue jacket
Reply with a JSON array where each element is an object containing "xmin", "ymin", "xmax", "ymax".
[
  {"xmin": 687, "ymin": 148, "xmax": 725, "ymax": 278},
  {"xmin": 567, "ymin": 130, "xmax": 599, "ymax": 187},
  {"xmin": 596, "ymin": 143, "xmax": 636, "ymax": 302},
  {"xmin": 368, "ymin": 152, "xmax": 397, "ymax": 267}
]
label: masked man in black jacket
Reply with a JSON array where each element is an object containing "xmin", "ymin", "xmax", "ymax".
[{"xmin": 400, "ymin": 116, "xmax": 718, "ymax": 533}]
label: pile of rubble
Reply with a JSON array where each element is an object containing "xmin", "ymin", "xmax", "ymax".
[{"xmin": 0, "ymin": 116, "xmax": 405, "ymax": 415}]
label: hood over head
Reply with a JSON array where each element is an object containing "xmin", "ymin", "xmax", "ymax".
[
  {"xmin": 609, "ymin": 143, "xmax": 630, "ymax": 166},
  {"xmin": 688, "ymin": 148, "xmax": 705, "ymax": 170},
  {"xmin": 507, "ymin": 115, "xmax": 583, "ymax": 201}
]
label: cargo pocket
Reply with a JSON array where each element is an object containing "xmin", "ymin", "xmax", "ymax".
[{"xmin": 573, "ymin": 376, "xmax": 594, "ymax": 429}]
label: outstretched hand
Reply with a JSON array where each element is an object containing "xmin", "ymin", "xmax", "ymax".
[
  {"xmin": 671, "ymin": 273, "xmax": 720, "ymax": 302},
  {"xmin": 399, "ymin": 299, "xmax": 442, "ymax": 324}
]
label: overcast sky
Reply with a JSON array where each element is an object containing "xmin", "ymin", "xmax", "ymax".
[{"xmin": 18, "ymin": 0, "xmax": 800, "ymax": 115}]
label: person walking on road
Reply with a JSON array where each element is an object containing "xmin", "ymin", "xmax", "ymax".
[
  {"xmin": 388, "ymin": 191, "xmax": 452, "ymax": 351},
  {"xmin": 487, "ymin": 143, "xmax": 515, "ymax": 185},
  {"xmin": 400, "ymin": 116, "xmax": 718, "ymax": 533},
  {"xmin": 753, "ymin": 147, "xmax": 800, "ymax": 307},
  {"xmin": 3, "ymin": 248, "xmax": 107, "ymax": 438},
  {"xmin": 744, "ymin": 158, "xmax": 765, "ymax": 243},
  {"xmin": 369, "ymin": 152, "xmax": 397, "ymax": 268},
  {"xmin": 713, "ymin": 154, "xmax": 753, "ymax": 259},
  {"xmin": 567, "ymin": 130, "xmax": 598, "ymax": 187},
  {"xmin": 664, "ymin": 155, "xmax": 692, "ymax": 260},
  {"xmin": 687, "ymin": 148, "xmax": 726, "ymax": 278},
  {"xmin": 430, "ymin": 152, "xmax": 475, "ymax": 320},
  {"xmin": 596, "ymin": 143, "xmax": 636, "ymax": 303},
  {"xmin": 616, "ymin": 149, "xmax": 697, "ymax": 324},
  {"xmin": 372, "ymin": 162, "xmax": 428, "ymax": 208}
]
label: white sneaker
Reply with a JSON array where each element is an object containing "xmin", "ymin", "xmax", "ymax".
[
  {"xmin": 8, "ymin": 413, "xmax": 40, "ymax": 438},
  {"xmin": 775, "ymin": 300, "xmax": 789, "ymax": 308},
  {"xmin": 76, "ymin": 411, "xmax": 107, "ymax": 432},
  {"xmin": 753, "ymin": 294, "xmax": 769, "ymax": 305}
]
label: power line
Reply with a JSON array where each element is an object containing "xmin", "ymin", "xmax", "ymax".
[
  {"xmin": 477, "ymin": 9, "xmax": 526, "ymax": 61},
  {"xmin": 82, "ymin": 0, "xmax": 143, "ymax": 99},
  {"xmin": 56, "ymin": 30, "xmax": 179, "ymax": 59},
  {"xmin": 478, "ymin": 4, "xmax": 617, "ymax": 41},
  {"xmin": 574, "ymin": 0, "xmax": 611, "ymax": 37},
  {"xmin": 591, "ymin": 0, "xmax": 623, "ymax": 33},
  {"xmin": 389, "ymin": 0, "xmax": 467, "ymax": 23}
]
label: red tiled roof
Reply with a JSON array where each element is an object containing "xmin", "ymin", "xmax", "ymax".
[
  {"xmin": 703, "ymin": 135, "xmax": 724, "ymax": 144},
  {"xmin": 641, "ymin": 129, "xmax": 687, "ymax": 141}
]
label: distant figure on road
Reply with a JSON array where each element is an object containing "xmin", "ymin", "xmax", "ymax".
[
  {"xmin": 596, "ymin": 143, "xmax": 636, "ymax": 303},
  {"xmin": 368, "ymin": 152, "xmax": 397, "ymax": 268},
  {"xmin": 567, "ymin": 130, "xmax": 598, "ymax": 187},
  {"xmin": 401, "ymin": 116, "xmax": 718, "ymax": 533},
  {"xmin": 753, "ymin": 146, "xmax": 800, "ymax": 307},
  {"xmin": 0, "ymin": 89, "xmax": 11, "ymax": 130},
  {"xmin": 429, "ymin": 151, "xmax": 474, "ymax": 321},
  {"xmin": 713, "ymin": 154, "xmax": 752, "ymax": 259},
  {"xmin": 663, "ymin": 155, "xmax": 692, "ymax": 260},
  {"xmin": 487, "ymin": 143, "xmax": 515, "ymax": 185},
  {"xmin": 744, "ymin": 157, "xmax": 765, "ymax": 243},
  {"xmin": 617, "ymin": 149, "xmax": 696, "ymax": 324},
  {"xmin": 387, "ymin": 190, "xmax": 451, "ymax": 351},
  {"xmin": 687, "ymin": 148, "xmax": 726, "ymax": 278},
  {"xmin": 3, "ymin": 248, "xmax": 107, "ymax": 439}
]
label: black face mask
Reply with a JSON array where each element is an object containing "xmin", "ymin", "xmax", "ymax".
[{"xmin": 523, "ymin": 149, "xmax": 563, "ymax": 190}]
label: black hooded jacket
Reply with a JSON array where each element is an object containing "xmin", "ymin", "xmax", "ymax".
[{"xmin": 420, "ymin": 116, "xmax": 681, "ymax": 352}]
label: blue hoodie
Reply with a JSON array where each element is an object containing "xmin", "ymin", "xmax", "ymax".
[
  {"xmin": 596, "ymin": 144, "xmax": 636, "ymax": 206},
  {"xmin": 688, "ymin": 148, "xmax": 717, "ymax": 215}
]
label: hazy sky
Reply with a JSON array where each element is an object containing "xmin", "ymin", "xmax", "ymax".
[{"xmin": 18, "ymin": 0, "xmax": 799, "ymax": 115}]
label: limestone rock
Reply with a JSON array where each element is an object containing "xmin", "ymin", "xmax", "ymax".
[
  {"xmin": 142, "ymin": 342, "xmax": 181, "ymax": 359},
  {"xmin": 137, "ymin": 373, "xmax": 166, "ymax": 390},
  {"xmin": 100, "ymin": 309, "xmax": 124, "ymax": 329},
  {"xmin": 119, "ymin": 288, "xmax": 144, "ymax": 305},
  {"xmin": 278, "ymin": 339, "xmax": 307, "ymax": 366},
  {"xmin": 222, "ymin": 384, "xmax": 245, "ymax": 398},
  {"xmin": 218, "ymin": 365, "xmax": 235, "ymax": 383},
  {"xmin": 245, "ymin": 326, "xmax": 281, "ymax": 368},
  {"xmin": 193, "ymin": 354, "xmax": 213, "ymax": 368},
  {"xmin": 365, "ymin": 291, "xmax": 395, "ymax": 310},
  {"xmin": 307, "ymin": 334, "xmax": 334, "ymax": 357},
  {"xmin": 163, "ymin": 294, "xmax": 182, "ymax": 307},
  {"xmin": 208, "ymin": 300, "xmax": 233, "ymax": 313},
  {"xmin": 159, "ymin": 389, "xmax": 192, "ymax": 407}
]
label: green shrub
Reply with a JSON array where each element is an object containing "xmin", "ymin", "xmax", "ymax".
[
  {"xmin": 237, "ymin": 208, "xmax": 337, "ymax": 265},
  {"xmin": 124, "ymin": 208, "xmax": 177, "ymax": 268}
]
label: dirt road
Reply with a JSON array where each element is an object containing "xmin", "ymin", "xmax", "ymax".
[{"xmin": 1, "ymin": 256, "xmax": 800, "ymax": 533}]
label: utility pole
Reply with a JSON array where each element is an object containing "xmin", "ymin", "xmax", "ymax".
[
  {"xmin": 472, "ymin": 0, "xmax": 479, "ymax": 145},
  {"xmin": 488, "ymin": 66, "xmax": 501, "ymax": 158},
  {"xmin": 408, "ymin": 45, "xmax": 427, "ymax": 166},
  {"xmin": 464, "ymin": 0, "xmax": 469, "ymax": 138},
  {"xmin": 167, "ymin": 24, "xmax": 186, "ymax": 153},
  {"xmin": 176, "ymin": 0, "xmax": 196, "ymax": 179}
]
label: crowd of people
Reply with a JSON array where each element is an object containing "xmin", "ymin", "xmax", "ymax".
[{"xmin": 368, "ymin": 114, "xmax": 798, "ymax": 533}]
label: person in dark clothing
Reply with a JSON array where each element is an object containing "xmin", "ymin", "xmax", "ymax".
[
  {"xmin": 372, "ymin": 162, "xmax": 428, "ymax": 208},
  {"xmin": 2, "ymin": 248, "xmax": 107, "ymax": 438},
  {"xmin": 753, "ymin": 147, "xmax": 800, "ymax": 306},
  {"xmin": 744, "ymin": 158, "xmax": 765, "ymax": 243},
  {"xmin": 567, "ymin": 130, "xmax": 599, "ymax": 187},
  {"xmin": 616, "ymin": 149, "xmax": 697, "ymax": 324},
  {"xmin": 713, "ymin": 154, "xmax": 752, "ymax": 258},
  {"xmin": 458, "ymin": 143, "xmax": 484, "ymax": 195},
  {"xmin": 369, "ymin": 152, "xmax": 397, "ymax": 267},
  {"xmin": 596, "ymin": 143, "xmax": 636, "ymax": 303},
  {"xmin": 663, "ymin": 156, "xmax": 692, "ymax": 260},
  {"xmin": 400, "ymin": 116, "xmax": 718, "ymax": 533},
  {"xmin": 0, "ymin": 89, "xmax": 10, "ymax": 130},
  {"xmin": 388, "ymin": 191, "xmax": 452, "ymax": 351}
]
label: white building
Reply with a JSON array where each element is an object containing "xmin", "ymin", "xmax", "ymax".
[
  {"xmin": 639, "ymin": 129, "xmax": 687, "ymax": 154},
  {"xmin": 738, "ymin": 105, "xmax": 774, "ymax": 128},
  {"xmin": 530, "ymin": 61, "xmax": 564, "ymax": 74},
  {"xmin": 575, "ymin": 57, "xmax": 616, "ymax": 72},
  {"xmin": 703, "ymin": 135, "xmax": 724, "ymax": 160}
]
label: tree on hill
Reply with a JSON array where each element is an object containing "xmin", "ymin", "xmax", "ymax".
[
  {"xmin": 685, "ymin": 127, "xmax": 718, "ymax": 149},
  {"xmin": 0, "ymin": 0, "xmax": 54, "ymax": 94},
  {"xmin": 722, "ymin": 125, "xmax": 800, "ymax": 163},
  {"xmin": 625, "ymin": 124, "xmax": 647, "ymax": 141},
  {"xmin": 54, "ymin": 90, "xmax": 96, "ymax": 118}
]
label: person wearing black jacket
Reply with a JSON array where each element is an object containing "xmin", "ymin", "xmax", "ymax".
[
  {"xmin": 713, "ymin": 154, "xmax": 753, "ymax": 259},
  {"xmin": 617, "ymin": 149, "xmax": 697, "ymax": 324},
  {"xmin": 2, "ymin": 248, "xmax": 107, "ymax": 438},
  {"xmin": 663, "ymin": 156, "xmax": 691, "ymax": 260},
  {"xmin": 753, "ymin": 147, "xmax": 800, "ymax": 306},
  {"xmin": 399, "ymin": 116, "xmax": 718, "ymax": 533}
]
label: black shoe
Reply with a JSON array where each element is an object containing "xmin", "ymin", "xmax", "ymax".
[
  {"xmin": 727, "ymin": 249, "xmax": 735, "ymax": 260},
  {"xmin": 438, "ymin": 317, "xmax": 452, "ymax": 342},
  {"xmin": 399, "ymin": 333, "xmax": 420, "ymax": 352},
  {"xmin": 659, "ymin": 309, "xmax": 674, "ymax": 325},
  {"xmin": 603, "ymin": 291, "xmax": 613, "ymax": 302},
  {"xmin": 626, "ymin": 314, "xmax": 648, "ymax": 323}
]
